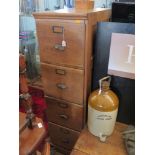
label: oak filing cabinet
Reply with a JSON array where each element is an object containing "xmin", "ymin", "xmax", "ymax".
[{"xmin": 33, "ymin": 8, "xmax": 111, "ymax": 154}]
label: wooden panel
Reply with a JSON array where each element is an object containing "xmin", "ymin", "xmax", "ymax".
[
  {"xmin": 48, "ymin": 122, "xmax": 80, "ymax": 150},
  {"xmin": 82, "ymin": 9, "xmax": 111, "ymax": 125},
  {"xmin": 36, "ymin": 19, "xmax": 85, "ymax": 68},
  {"xmin": 41, "ymin": 63, "xmax": 84, "ymax": 104},
  {"xmin": 33, "ymin": 8, "xmax": 111, "ymax": 20},
  {"xmin": 46, "ymin": 96, "xmax": 83, "ymax": 131}
]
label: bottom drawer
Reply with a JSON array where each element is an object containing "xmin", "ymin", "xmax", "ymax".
[
  {"xmin": 48, "ymin": 122, "xmax": 80, "ymax": 150},
  {"xmin": 51, "ymin": 144, "xmax": 71, "ymax": 155}
]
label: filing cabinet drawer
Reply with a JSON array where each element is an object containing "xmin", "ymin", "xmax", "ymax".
[
  {"xmin": 51, "ymin": 145, "xmax": 71, "ymax": 155},
  {"xmin": 46, "ymin": 96, "xmax": 83, "ymax": 131},
  {"xmin": 41, "ymin": 63, "xmax": 84, "ymax": 104},
  {"xmin": 36, "ymin": 19, "xmax": 85, "ymax": 68},
  {"xmin": 48, "ymin": 122, "xmax": 80, "ymax": 150}
]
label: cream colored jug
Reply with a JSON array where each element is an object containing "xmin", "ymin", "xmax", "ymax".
[{"xmin": 88, "ymin": 76, "xmax": 119, "ymax": 142}]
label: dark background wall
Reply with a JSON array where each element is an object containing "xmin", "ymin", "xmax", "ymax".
[
  {"xmin": 112, "ymin": 1, "xmax": 135, "ymax": 23},
  {"xmin": 92, "ymin": 22, "xmax": 135, "ymax": 125}
]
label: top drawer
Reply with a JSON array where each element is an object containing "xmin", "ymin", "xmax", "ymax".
[{"xmin": 36, "ymin": 19, "xmax": 85, "ymax": 68}]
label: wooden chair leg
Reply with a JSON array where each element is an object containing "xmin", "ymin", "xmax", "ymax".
[{"xmin": 41, "ymin": 142, "xmax": 51, "ymax": 155}]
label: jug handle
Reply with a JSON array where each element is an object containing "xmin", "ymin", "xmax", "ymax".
[{"xmin": 99, "ymin": 76, "xmax": 111, "ymax": 93}]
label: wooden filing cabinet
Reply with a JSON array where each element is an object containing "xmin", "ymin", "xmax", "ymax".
[{"xmin": 33, "ymin": 8, "xmax": 111, "ymax": 154}]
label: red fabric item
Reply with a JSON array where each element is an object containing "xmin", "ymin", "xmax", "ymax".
[{"xmin": 19, "ymin": 86, "xmax": 48, "ymax": 130}]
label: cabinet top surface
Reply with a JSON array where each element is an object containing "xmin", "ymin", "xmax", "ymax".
[{"xmin": 33, "ymin": 8, "xmax": 111, "ymax": 19}]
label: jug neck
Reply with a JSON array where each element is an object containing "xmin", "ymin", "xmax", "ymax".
[{"xmin": 100, "ymin": 81, "xmax": 110, "ymax": 92}]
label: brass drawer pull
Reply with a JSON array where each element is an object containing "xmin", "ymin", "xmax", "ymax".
[
  {"xmin": 54, "ymin": 44, "xmax": 65, "ymax": 51},
  {"xmin": 55, "ymin": 69, "xmax": 66, "ymax": 75},
  {"xmin": 62, "ymin": 139, "xmax": 70, "ymax": 144},
  {"xmin": 59, "ymin": 114, "xmax": 69, "ymax": 120},
  {"xmin": 58, "ymin": 103, "xmax": 68, "ymax": 108},
  {"xmin": 56, "ymin": 83, "xmax": 67, "ymax": 89}
]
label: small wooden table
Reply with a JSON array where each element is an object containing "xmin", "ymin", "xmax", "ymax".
[
  {"xmin": 71, "ymin": 122, "xmax": 128, "ymax": 155},
  {"xmin": 19, "ymin": 112, "xmax": 47, "ymax": 155}
]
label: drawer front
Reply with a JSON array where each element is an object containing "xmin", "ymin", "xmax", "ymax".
[
  {"xmin": 41, "ymin": 63, "xmax": 84, "ymax": 104},
  {"xmin": 52, "ymin": 145, "xmax": 71, "ymax": 155},
  {"xmin": 48, "ymin": 122, "xmax": 80, "ymax": 150},
  {"xmin": 46, "ymin": 96, "xmax": 83, "ymax": 131},
  {"xmin": 36, "ymin": 19, "xmax": 85, "ymax": 68}
]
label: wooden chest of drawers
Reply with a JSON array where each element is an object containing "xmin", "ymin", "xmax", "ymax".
[{"xmin": 33, "ymin": 8, "xmax": 111, "ymax": 154}]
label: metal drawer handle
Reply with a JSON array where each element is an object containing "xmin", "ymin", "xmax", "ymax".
[
  {"xmin": 54, "ymin": 44, "xmax": 65, "ymax": 51},
  {"xmin": 52, "ymin": 26, "xmax": 63, "ymax": 33},
  {"xmin": 55, "ymin": 69, "xmax": 66, "ymax": 75},
  {"xmin": 62, "ymin": 139, "xmax": 70, "ymax": 144},
  {"xmin": 56, "ymin": 83, "xmax": 67, "ymax": 89},
  {"xmin": 60, "ymin": 128, "xmax": 70, "ymax": 134},
  {"xmin": 59, "ymin": 114, "xmax": 69, "ymax": 120},
  {"xmin": 58, "ymin": 103, "xmax": 68, "ymax": 108}
]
